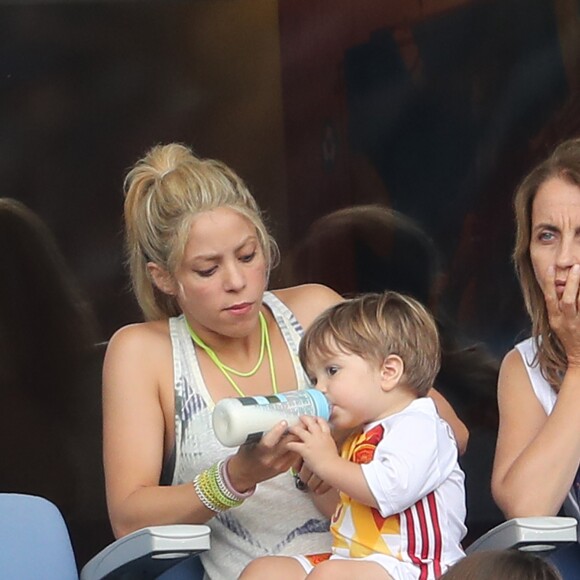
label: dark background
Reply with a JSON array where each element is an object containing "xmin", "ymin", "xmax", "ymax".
[{"xmin": 2, "ymin": 0, "xmax": 580, "ymax": 558}]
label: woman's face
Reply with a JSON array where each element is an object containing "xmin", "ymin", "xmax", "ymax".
[
  {"xmin": 530, "ymin": 176, "xmax": 580, "ymax": 299},
  {"xmin": 172, "ymin": 207, "xmax": 268, "ymax": 340}
]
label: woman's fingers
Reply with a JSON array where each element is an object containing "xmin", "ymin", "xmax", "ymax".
[
  {"xmin": 561, "ymin": 264, "xmax": 580, "ymax": 315},
  {"xmin": 260, "ymin": 420, "xmax": 288, "ymax": 447},
  {"xmin": 543, "ymin": 266, "xmax": 559, "ymax": 314}
]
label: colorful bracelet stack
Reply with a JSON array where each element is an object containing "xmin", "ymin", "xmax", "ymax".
[{"xmin": 193, "ymin": 457, "xmax": 256, "ymax": 513}]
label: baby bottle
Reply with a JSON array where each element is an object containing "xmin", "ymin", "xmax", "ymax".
[{"xmin": 212, "ymin": 388, "xmax": 332, "ymax": 447}]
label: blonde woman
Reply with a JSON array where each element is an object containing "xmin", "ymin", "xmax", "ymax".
[{"xmin": 103, "ymin": 144, "xmax": 468, "ymax": 579}]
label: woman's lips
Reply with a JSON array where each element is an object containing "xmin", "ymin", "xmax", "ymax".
[{"xmin": 225, "ymin": 302, "xmax": 253, "ymax": 315}]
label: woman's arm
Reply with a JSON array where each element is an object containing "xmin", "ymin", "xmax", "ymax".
[
  {"xmin": 492, "ymin": 349, "xmax": 580, "ymax": 517},
  {"xmin": 493, "ymin": 265, "xmax": 580, "ymax": 517},
  {"xmin": 104, "ymin": 324, "xmax": 213, "ymax": 537},
  {"xmin": 104, "ymin": 323, "xmax": 301, "ymax": 538},
  {"xmin": 429, "ymin": 388, "xmax": 469, "ymax": 455}
]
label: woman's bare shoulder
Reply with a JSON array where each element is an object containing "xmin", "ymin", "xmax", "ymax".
[
  {"xmin": 106, "ymin": 320, "xmax": 170, "ymax": 359},
  {"xmin": 272, "ymin": 284, "xmax": 343, "ymax": 329},
  {"xmin": 498, "ymin": 347, "xmax": 527, "ymax": 385},
  {"xmin": 497, "ymin": 346, "xmax": 541, "ymax": 409}
]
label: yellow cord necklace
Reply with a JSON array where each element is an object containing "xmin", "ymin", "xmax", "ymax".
[{"xmin": 186, "ymin": 311, "xmax": 278, "ymax": 397}]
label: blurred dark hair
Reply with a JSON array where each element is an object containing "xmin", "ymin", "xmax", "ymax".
[
  {"xmin": 0, "ymin": 198, "xmax": 97, "ymax": 420},
  {"xmin": 285, "ymin": 204, "xmax": 439, "ymax": 306},
  {"xmin": 284, "ymin": 204, "xmax": 499, "ymax": 429},
  {"xmin": 0, "ymin": 198, "xmax": 110, "ymax": 564}
]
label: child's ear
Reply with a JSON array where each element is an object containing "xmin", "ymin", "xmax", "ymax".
[
  {"xmin": 379, "ymin": 355, "xmax": 405, "ymax": 392},
  {"xmin": 147, "ymin": 262, "xmax": 178, "ymax": 296}
]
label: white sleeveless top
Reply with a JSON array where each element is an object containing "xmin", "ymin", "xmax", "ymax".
[
  {"xmin": 164, "ymin": 291, "xmax": 332, "ymax": 579},
  {"xmin": 515, "ymin": 337, "xmax": 580, "ymax": 519},
  {"xmin": 515, "ymin": 337, "xmax": 557, "ymax": 415}
]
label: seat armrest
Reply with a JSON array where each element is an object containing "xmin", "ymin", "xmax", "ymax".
[
  {"xmin": 80, "ymin": 524, "xmax": 211, "ymax": 580},
  {"xmin": 466, "ymin": 516, "xmax": 577, "ymax": 555}
]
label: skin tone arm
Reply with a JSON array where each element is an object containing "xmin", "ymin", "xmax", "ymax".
[{"xmin": 492, "ymin": 265, "xmax": 580, "ymax": 517}]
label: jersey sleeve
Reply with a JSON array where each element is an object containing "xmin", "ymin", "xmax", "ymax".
[{"xmin": 361, "ymin": 411, "xmax": 457, "ymax": 517}]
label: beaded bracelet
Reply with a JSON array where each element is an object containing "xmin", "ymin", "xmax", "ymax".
[
  {"xmin": 193, "ymin": 458, "xmax": 255, "ymax": 513},
  {"xmin": 194, "ymin": 462, "xmax": 242, "ymax": 512},
  {"xmin": 221, "ymin": 457, "xmax": 256, "ymax": 500}
]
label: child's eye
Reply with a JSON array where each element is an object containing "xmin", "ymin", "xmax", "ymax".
[{"xmin": 326, "ymin": 366, "xmax": 338, "ymax": 376}]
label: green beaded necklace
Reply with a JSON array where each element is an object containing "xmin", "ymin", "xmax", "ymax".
[{"xmin": 186, "ymin": 311, "xmax": 278, "ymax": 397}]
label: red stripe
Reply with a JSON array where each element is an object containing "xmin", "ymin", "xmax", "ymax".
[
  {"xmin": 416, "ymin": 499, "xmax": 429, "ymax": 560},
  {"xmin": 427, "ymin": 492, "xmax": 443, "ymax": 577},
  {"xmin": 404, "ymin": 508, "xmax": 417, "ymax": 562},
  {"xmin": 404, "ymin": 506, "xmax": 429, "ymax": 580}
]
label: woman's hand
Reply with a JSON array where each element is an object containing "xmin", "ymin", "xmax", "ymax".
[
  {"xmin": 227, "ymin": 421, "xmax": 299, "ymax": 492},
  {"xmin": 544, "ymin": 264, "xmax": 580, "ymax": 366}
]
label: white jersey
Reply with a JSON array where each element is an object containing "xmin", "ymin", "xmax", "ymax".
[
  {"xmin": 331, "ymin": 398, "xmax": 466, "ymax": 579},
  {"xmin": 515, "ymin": 337, "xmax": 557, "ymax": 415}
]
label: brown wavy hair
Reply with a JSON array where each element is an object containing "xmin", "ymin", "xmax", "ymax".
[{"xmin": 514, "ymin": 137, "xmax": 580, "ymax": 389}]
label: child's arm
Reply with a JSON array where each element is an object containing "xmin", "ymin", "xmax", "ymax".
[
  {"xmin": 287, "ymin": 416, "xmax": 379, "ymax": 509},
  {"xmin": 311, "ymin": 488, "xmax": 341, "ymax": 518}
]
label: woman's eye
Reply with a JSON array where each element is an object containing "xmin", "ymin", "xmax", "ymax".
[
  {"xmin": 195, "ymin": 267, "xmax": 217, "ymax": 277},
  {"xmin": 240, "ymin": 251, "xmax": 256, "ymax": 263},
  {"xmin": 538, "ymin": 231, "xmax": 555, "ymax": 242}
]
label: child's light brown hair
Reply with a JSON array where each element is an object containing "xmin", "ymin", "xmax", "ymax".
[
  {"xmin": 299, "ymin": 291, "xmax": 440, "ymax": 396},
  {"xmin": 440, "ymin": 549, "xmax": 562, "ymax": 580}
]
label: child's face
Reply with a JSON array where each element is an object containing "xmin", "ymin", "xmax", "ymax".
[{"xmin": 307, "ymin": 347, "xmax": 384, "ymax": 430}]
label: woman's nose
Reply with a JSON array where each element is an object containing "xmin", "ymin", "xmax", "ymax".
[
  {"xmin": 556, "ymin": 238, "xmax": 578, "ymax": 270},
  {"xmin": 223, "ymin": 263, "xmax": 246, "ymax": 291}
]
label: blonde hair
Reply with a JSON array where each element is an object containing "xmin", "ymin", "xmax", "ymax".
[
  {"xmin": 123, "ymin": 143, "xmax": 279, "ymax": 320},
  {"xmin": 514, "ymin": 137, "xmax": 580, "ymax": 388},
  {"xmin": 299, "ymin": 291, "xmax": 440, "ymax": 396}
]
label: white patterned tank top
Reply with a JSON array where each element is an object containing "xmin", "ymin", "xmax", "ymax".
[{"xmin": 162, "ymin": 291, "xmax": 332, "ymax": 579}]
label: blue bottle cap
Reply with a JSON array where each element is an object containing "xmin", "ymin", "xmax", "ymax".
[{"xmin": 304, "ymin": 388, "xmax": 332, "ymax": 420}]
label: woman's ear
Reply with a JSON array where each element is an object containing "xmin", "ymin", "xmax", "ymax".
[
  {"xmin": 379, "ymin": 354, "xmax": 405, "ymax": 392},
  {"xmin": 147, "ymin": 262, "xmax": 178, "ymax": 296}
]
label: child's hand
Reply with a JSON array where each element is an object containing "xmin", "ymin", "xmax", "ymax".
[{"xmin": 286, "ymin": 416, "xmax": 339, "ymax": 478}]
